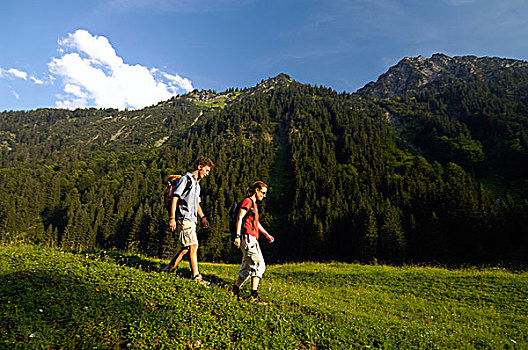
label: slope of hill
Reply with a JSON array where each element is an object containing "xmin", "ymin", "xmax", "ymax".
[
  {"xmin": 357, "ymin": 54, "xmax": 528, "ymax": 184},
  {"xmin": 1, "ymin": 245, "xmax": 526, "ymax": 349},
  {"xmin": 1, "ymin": 57, "xmax": 527, "ymax": 264},
  {"xmin": 356, "ymin": 53, "xmax": 528, "ymax": 99}
]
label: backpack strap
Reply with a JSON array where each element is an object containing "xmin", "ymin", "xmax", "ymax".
[
  {"xmin": 248, "ymin": 198, "xmax": 255, "ymax": 215},
  {"xmin": 182, "ymin": 174, "xmax": 193, "ymax": 197},
  {"xmin": 241, "ymin": 198, "xmax": 255, "ymax": 232},
  {"xmin": 166, "ymin": 174, "xmax": 193, "ymax": 206},
  {"xmin": 173, "ymin": 174, "xmax": 193, "ymax": 198}
]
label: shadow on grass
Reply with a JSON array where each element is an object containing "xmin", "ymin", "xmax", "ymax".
[{"xmin": 78, "ymin": 249, "xmax": 233, "ymax": 288}]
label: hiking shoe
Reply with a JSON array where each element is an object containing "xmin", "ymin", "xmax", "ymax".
[
  {"xmin": 161, "ymin": 265, "xmax": 172, "ymax": 273},
  {"xmin": 193, "ymin": 274, "xmax": 210, "ymax": 287},
  {"xmin": 249, "ymin": 294, "xmax": 268, "ymax": 306},
  {"xmin": 233, "ymin": 285, "xmax": 241, "ymax": 301}
]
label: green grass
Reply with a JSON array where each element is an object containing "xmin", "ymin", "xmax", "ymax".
[
  {"xmin": 192, "ymin": 99, "xmax": 228, "ymax": 109},
  {"xmin": 1, "ymin": 245, "xmax": 527, "ymax": 349}
]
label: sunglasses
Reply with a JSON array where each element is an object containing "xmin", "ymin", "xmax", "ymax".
[{"xmin": 259, "ymin": 189, "xmax": 267, "ymax": 196}]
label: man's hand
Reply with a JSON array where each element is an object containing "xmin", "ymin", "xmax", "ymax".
[
  {"xmin": 201, "ymin": 217, "xmax": 210, "ymax": 229},
  {"xmin": 234, "ymin": 237, "xmax": 240, "ymax": 248},
  {"xmin": 169, "ymin": 218, "xmax": 176, "ymax": 232},
  {"xmin": 267, "ymin": 235, "xmax": 274, "ymax": 243}
]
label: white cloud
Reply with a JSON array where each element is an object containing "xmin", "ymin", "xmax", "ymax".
[
  {"xmin": 64, "ymin": 83, "xmax": 87, "ymax": 98},
  {"xmin": 7, "ymin": 68, "xmax": 28, "ymax": 80},
  {"xmin": 1, "ymin": 67, "xmax": 28, "ymax": 80},
  {"xmin": 1, "ymin": 67, "xmax": 46, "ymax": 85},
  {"xmin": 163, "ymin": 72, "xmax": 194, "ymax": 92},
  {"xmin": 30, "ymin": 77, "xmax": 44, "ymax": 85},
  {"xmin": 48, "ymin": 29, "xmax": 194, "ymax": 109}
]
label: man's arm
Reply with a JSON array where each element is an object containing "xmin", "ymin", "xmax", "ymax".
[
  {"xmin": 197, "ymin": 204, "xmax": 209, "ymax": 228},
  {"xmin": 169, "ymin": 196, "xmax": 178, "ymax": 231}
]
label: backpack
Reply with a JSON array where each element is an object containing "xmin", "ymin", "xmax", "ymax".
[
  {"xmin": 228, "ymin": 198, "xmax": 254, "ymax": 240},
  {"xmin": 163, "ymin": 174, "xmax": 192, "ymax": 213}
]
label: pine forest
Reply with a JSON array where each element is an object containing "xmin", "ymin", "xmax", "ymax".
[{"xmin": 1, "ymin": 54, "xmax": 527, "ymax": 265}]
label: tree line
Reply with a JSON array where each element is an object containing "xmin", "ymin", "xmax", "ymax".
[{"xmin": 1, "ymin": 75, "xmax": 527, "ymax": 264}]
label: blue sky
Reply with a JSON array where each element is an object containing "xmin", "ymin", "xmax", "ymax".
[{"xmin": 1, "ymin": 0, "xmax": 527, "ymax": 111}]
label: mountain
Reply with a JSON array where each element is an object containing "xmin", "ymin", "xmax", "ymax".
[
  {"xmin": 1, "ymin": 56, "xmax": 527, "ymax": 265},
  {"xmin": 357, "ymin": 53, "xmax": 528, "ymax": 183},
  {"xmin": 356, "ymin": 53, "xmax": 528, "ymax": 98}
]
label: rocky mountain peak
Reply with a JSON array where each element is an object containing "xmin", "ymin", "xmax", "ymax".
[
  {"xmin": 257, "ymin": 73, "xmax": 294, "ymax": 90},
  {"xmin": 356, "ymin": 53, "xmax": 528, "ymax": 99}
]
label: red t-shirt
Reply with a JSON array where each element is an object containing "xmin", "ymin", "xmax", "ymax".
[{"xmin": 240, "ymin": 197, "xmax": 259, "ymax": 239}]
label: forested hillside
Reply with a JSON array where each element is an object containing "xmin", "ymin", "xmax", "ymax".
[
  {"xmin": 357, "ymin": 53, "xmax": 528, "ymax": 183},
  {"xmin": 1, "ymin": 55, "xmax": 527, "ymax": 264}
]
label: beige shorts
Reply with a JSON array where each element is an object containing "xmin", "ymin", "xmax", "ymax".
[{"xmin": 177, "ymin": 220, "xmax": 198, "ymax": 248}]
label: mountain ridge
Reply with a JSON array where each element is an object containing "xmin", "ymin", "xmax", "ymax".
[
  {"xmin": 356, "ymin": 53, "xmax": 528, "ymax": 98},
  {"xmin": 1, "ymin": 53, "xmax": 527, "ymax": 264}
]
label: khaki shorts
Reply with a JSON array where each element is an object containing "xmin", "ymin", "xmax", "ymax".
[
  {"xmin": 238, "ymin": 233, "xmax": 266, "ymax": 281},
  {"xmin": 177, "ymin": 220, "xmax": 198, "ymax": 249}
]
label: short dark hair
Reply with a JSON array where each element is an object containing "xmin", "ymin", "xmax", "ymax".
[{"xmin": 193, "ymin": 156, "xmax": 215, "ymax": 170}]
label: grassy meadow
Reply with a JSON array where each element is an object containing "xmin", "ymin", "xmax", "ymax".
[{"xmin": 1, "ymin": 245, "xmax": 526, "ymax": 349}]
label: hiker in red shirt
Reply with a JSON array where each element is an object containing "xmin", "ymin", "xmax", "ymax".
[{"xmin": 232, "ymin": 181, "xmax": 274, "ymax": 305}]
